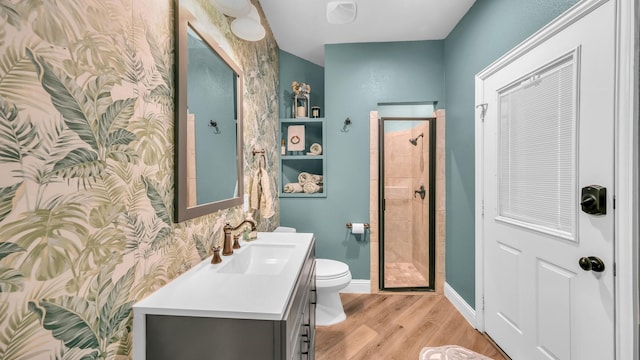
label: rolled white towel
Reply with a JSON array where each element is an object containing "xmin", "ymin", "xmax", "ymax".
[
  {"xmin": 309, "ymin": 143, "xmax": 322, "ymax": 155},
  {"xmin": 311, "ymin": 174, "xmax": 323, "ymax": 184},
  {"xmin": 298, "ymin": 172, "xmax": 323, "ymax": 184},
  {"xmin": 298, "ymin": 172, "xmax": 311, "ymax": 184},
  {"xmin": 303, "ymin": 182, "xmax": 323, "ymax": 194},
  {"xmin": 284, "ymin": 183, "xmax": 303, "ymax": 193}
]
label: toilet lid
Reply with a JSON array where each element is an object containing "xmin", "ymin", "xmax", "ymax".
[{"xmin": 316, "ymin": 259, "xmax": 350, "ymax": 280}]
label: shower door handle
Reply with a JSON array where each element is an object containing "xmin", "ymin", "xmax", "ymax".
[{"xmin": 414, "ymin": 185, "xmax": 426, "ymax": 200}]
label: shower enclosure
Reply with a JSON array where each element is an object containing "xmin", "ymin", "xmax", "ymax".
[{"xmin": 379, "ymin": 117, "xmax": 436, "ymax": 291}]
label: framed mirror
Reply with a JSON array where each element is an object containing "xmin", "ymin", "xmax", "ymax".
[{"xmin": 175, "ymin": 4, "xmax": 244, "ymax": 222}]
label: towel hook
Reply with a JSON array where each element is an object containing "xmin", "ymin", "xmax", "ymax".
[
  {"xmin": 341, "ymin": 117, "xmax": 352, "ymax": 132},
  {"xmin": 475, "ymin": 104, "xmax": 488, "ymax": 122},
  {"xmin": 209, "ymin": 120, "xmax": 221, "ymax": 134}
]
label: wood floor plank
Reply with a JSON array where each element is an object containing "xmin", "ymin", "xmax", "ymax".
[
  {"xmin": 316, "ymin": 293, "xmax": 507, "ymax": 360},
  {"xmin": 317, "ymin": 324, "xmax": 378, "ymax": 360}
]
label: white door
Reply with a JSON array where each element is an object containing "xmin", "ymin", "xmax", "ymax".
[{"xmin": 479, "ymin": 1, "xmax": 615, "ymax": 359}]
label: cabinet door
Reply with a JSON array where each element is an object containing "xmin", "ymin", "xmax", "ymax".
[
  {"xmin": 304, "ymin": 263, "xmax": 317, "ymax": 359},
  {"xmin": 146, "ymin": 315, "xmax": 276, "ymax": 360}
]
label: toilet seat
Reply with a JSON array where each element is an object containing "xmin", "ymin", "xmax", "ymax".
[{"xmin": 316, "ymin": 259, "xmax": 350, "ymax": 280}]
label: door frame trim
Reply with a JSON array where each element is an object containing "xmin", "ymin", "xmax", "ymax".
[{"xmin": 473, "ymin": 0, "xmax": 638, "ymax": 359}]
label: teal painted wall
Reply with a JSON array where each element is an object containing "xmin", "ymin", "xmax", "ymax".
[
  {"xmin": 443, "ymin": 0, "xmax": 579, "ymax": 307},
  {"xmin": 279, "ymin": 50, "xmax": 325, "ymax": 118},
  {"xmin": 188, "ymin": 48, "xmax": 237, "ymax": 203},
  {"xmin": 277, "ymin": 1, "xmax": 579, "ymax": 290},
  {"xmin": 280, "ymin": 41, "xmax": 444, "ymax": 280}
]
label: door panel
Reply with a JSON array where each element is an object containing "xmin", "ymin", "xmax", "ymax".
[
  {"xmin": 536, "ymin": 260, "xmax": 574, "ymax": 360},
  {"xmin": 495, "ymin": 242, "xmax": 521, "ymax": 331},
  {"xmin": 480, "ymin": 2, "xmax": 616, "ymax": 359}
]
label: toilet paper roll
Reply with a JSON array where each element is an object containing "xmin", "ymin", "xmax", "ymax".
[{"xmin": 351, "ymin": 223, "xmax": 365, "ymax": 234}]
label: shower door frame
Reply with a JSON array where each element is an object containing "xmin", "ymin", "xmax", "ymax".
[{"xmin": 378, "ymin": 116, "xmax": 437, "ymax": 291}]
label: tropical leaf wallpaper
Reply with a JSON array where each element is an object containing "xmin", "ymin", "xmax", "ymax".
[{"xmin": 0, "ymin": 0, "xmax": 280, "ymax": 358}]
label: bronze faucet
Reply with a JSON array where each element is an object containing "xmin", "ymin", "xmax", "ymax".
[{"xmin": 220, "ymin": 219, "xmax": 257, "ymax": 257}]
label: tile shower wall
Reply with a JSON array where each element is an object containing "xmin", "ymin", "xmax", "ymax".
[
  {"xmin": 410, "ymin": 122, "xmax": 430, "ymax": 280},
  {"xmin": 382, "ymin": 122, "xmax": 430, "ymax": 270},
  {"xmin": 0, "ymin": 0, "xmax": 279, "ymax": 358}
]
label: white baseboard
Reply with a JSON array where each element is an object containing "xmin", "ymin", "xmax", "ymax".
[
  {"xmin": 341, "ymin": 279, "xmax": 371, "ymax": 294},
  {"xmin": 444, "ymin": 282, "xmax": 477, "ymax": 329}
]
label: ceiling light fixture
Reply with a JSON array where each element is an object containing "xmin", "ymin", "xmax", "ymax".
[
  {"xmin": 211, "ymin": 0, "xmax": 251, "ymax": 18},
  {"xmin": 212, "ymin": 1, "xmax": 265, "ymax": 41},
  {"xmin": 326, "ymin": 1, "xmax": 357, "ymax": 25},
  {"xmin": 230, "ymin": 17, "xmax": 266, "ymax": 41},
  {"xmin": 246, "ymin": 4, "xmax": 261, "ymax": 23}
]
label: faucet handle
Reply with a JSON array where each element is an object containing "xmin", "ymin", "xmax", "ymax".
[
  {"xmin": 211, "ymin": 246, "xmax": 222, "ymax": 264},
  {"xmin": 232, "ymin": 234, "xmax": 241, "ymax": 250}
]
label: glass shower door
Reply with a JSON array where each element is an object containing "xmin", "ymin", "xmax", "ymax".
[{"xmin": 379, "ymin": 117, "xmax": 435, "ymax": 291}]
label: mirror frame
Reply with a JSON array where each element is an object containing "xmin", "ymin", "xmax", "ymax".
[{"xmin": 175, "ymin": 3, "xmax": 244, "ymax": 222}]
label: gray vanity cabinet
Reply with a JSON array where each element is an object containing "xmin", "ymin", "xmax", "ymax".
[{"xmin": 142, "ymin": 239, "xmax": 316, "ymax": 360}]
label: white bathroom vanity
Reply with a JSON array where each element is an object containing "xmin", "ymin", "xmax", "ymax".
[{"xmin": 133, "ymin": 232, "xmax": 316, "ymax": 360}]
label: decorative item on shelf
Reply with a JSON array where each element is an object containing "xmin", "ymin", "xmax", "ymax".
[
  {"xmin": 311, "ymin": 106, "xmax": 321, "ymax": 118},
  {"xmin": 287, "ymin": 125, "xmax": 305, "ymax": 152},
  {"xmin": 292, "ymin": 81, "xmax": 311, "ymax": 118},
  {"xmin": 341, "ymin": 117, "xmax": 352, "ymax": 132},
  {"xmin": 308, "ymin": 143, "xmax": 322, "ymax": 156}
]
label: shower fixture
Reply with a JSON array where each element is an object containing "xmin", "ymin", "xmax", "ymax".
[{"xmin": 409, "ymin": 133, "xmax": 424, "ymax": 146}]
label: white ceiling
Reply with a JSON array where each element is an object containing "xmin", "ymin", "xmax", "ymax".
[{"xmin": 258, "ymin": 0, "xmax": 476, "ymax": 66}]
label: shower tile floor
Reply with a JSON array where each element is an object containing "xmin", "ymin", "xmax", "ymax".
[{"xmin": 384, "ymin": 262, "xmax": 429, "ymax": 288}]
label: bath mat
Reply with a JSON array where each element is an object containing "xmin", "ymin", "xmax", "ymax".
[{"xmin": 419, "ymin": 345, "xmax": 494, "ymax": 360}]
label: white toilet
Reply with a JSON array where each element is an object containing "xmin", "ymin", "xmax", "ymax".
[{"xmin": 274, "ymin": 226, "xmax": 352, "ymax": 326}]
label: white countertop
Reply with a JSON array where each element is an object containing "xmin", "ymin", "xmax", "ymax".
[{"xmin": 133, "ymin": 232, "xmax": 314, "ymax": 321}]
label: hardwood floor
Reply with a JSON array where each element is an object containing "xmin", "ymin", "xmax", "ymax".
[{"xmin": 315, "ymin": 293, "xmax": 507, "ymax": 360}]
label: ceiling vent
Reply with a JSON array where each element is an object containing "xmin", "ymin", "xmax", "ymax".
[{"xmin": 326, "ymin": 1, "xmax": 357, "ymax": 25}]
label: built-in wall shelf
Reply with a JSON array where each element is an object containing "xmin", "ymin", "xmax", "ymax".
[{"xmin": 279, "ymin": 118, "xmax": 326, "ymax": 198}]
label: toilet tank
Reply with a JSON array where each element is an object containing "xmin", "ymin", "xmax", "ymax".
[{"xmin": 274, "ymin": 226, "xmax": 297, "ymax": 233}]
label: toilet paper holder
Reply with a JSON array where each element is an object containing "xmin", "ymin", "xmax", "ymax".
[{"xmin": 346, "ymin": 223, "xmax": 369, "ymax": 229}]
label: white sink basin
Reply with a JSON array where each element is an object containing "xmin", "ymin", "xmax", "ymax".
[
  {"xmin": 218, "ymin": 243, "xmax": 296, "ymax": 275},
  {"xmin": 133, "ymin": 232, "xmax": 314, "ymax": 323}
]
